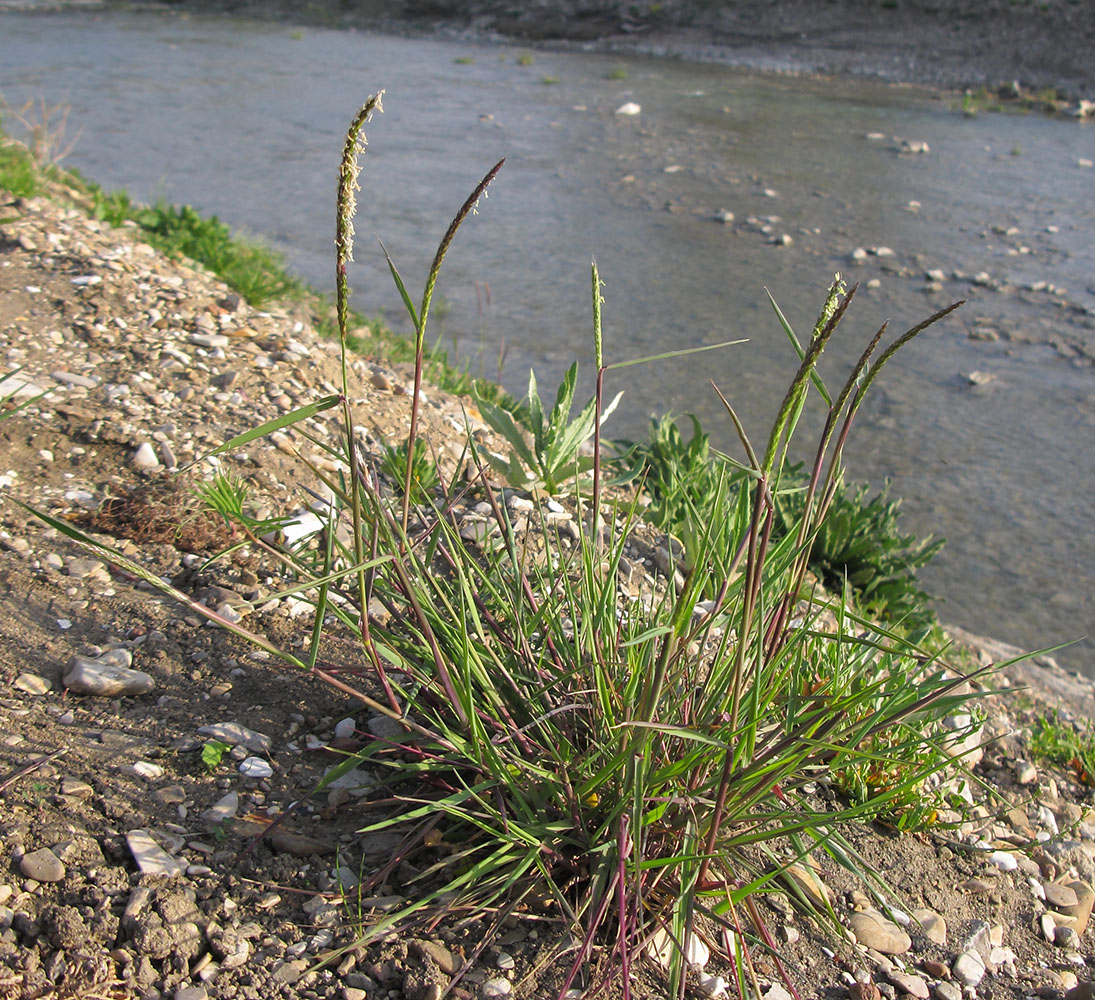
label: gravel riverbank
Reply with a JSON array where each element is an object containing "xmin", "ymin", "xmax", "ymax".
[{"xmin": 146, "ymin": 0, "xmax": 1095, "ymax": 101}]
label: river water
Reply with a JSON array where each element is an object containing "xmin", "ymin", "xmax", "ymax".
[{"xmin": 2, "ymin": 10, "xmax": 1093, "ymax": 671}]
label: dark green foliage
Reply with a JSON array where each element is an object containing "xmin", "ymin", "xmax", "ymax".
[
  {"xmin": 0, "ymin": 139, "xmax": 42, "ymax": 198},
  {"xmin": 103, "ymin": 200, "xmax": 304, "ymax": 307},
  {"xmin": 1031, "ymin": 711, "xmax": 1095, "ymax": 787},
  {"xmin": 610, "ymin": 413, "xmax": 724, "ymax": 543},
  {"xmin": 612, "ymin": 418, "xmax": 943, "ymax": 624},
  {"xmin": 776, "ymin": 462, "xmax": 943, "ymax": 626}
]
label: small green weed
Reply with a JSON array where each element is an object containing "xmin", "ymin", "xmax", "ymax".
[
  {"xmin": 605, "ymin": 65, "xmax": 629, "ymax": 81},
  {"xmin": 201, "ymin": 739, "xmax": 232, "ymax": 773},
  {"xmin": 516, "ymin": 53, "xmax": 534, "ymax": 66},
  {"xmin": 379, "ymin": 437, "xmax": 439, "ymax": 504},
  {"xmin": 453, "ymin": 56, "xmax": 476, "ymax": 65},
  {"xmin": 540, "ymin": 75, "xmax": 560, "ymax": 85},
  {"xmin": 1031, "ymin": 711, "xmax": 1095, "ymax": 786}
]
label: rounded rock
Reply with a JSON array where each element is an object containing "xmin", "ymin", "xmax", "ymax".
[
  {"xmin": 63, "ymin": 655, "xmax": 154, "ymax": 697},
  {"xmin": 19, "ymin": 848, "xmax": 65, "ymax": 883},
  {"xmin": 850, "ymin": 908, "xmax": 912, "ymax": 955}
]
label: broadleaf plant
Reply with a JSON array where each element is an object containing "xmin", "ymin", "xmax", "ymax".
[{"xmin": 475, "ymin": 360, "xmax": 623, "ymax": 493}]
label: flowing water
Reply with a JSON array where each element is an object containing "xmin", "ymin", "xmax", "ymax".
[{"xmin": 2, "ymin": 10, "xmax": 1094, "ymax": 670}]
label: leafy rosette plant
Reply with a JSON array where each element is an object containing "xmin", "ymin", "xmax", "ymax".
[{"xmin": 474, "ymin": 360, "xmax": 622, "ymax": 494}]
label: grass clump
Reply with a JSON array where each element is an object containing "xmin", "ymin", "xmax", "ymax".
[
  {"xmin": 16, "ymin": 93, "xmax": 1026, "ymax": 998},
  {"xmin": 1031, "ymin": 711, "xmax": 1095, "ymax": 787}
]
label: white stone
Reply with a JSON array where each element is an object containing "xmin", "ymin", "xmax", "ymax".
[
  {"xmin": 952, "ymin": 950, "xmax": 985, "ymax": 987},
  {"xmin": 131, "ymin": 442, "xmax": 160, "ymax": 469},
  {"xmin": 614, "ymin": 102, "xmax": 641, "ymax": 116},
  {"xmin": 239, "ymin": 757, "xmax": 273, "ymax": 778},
  {"xmin": 127, "ymin": 830, "xmax": 185, "ymax": 877},
  {"xmin": 202, "ymin": 791, "xmax": 239, "ymax": 826}
]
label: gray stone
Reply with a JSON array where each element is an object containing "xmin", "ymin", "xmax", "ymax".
[
  {"xmin": 933, "ymin": 983, "xmax": 962, "ymax": 1000},
  {"xmin": 60, "ymin": 777, "xmax": 93, "ymax": 798},
  {"xmin": 413, "ymin": 938, "xmax": 459, "ymax": 975},
  {"xmin": 850, "ymin": 909, "xmax": 911, "ymax": 954},
  {"xmin": 1065, "ymin": 984, "xmax": 1095, "ymax": 1000},
  {"xmin": 962, "ymin": 920, "xmax": 992, "ymax": 962},
  {"xmin": 19, "ymin": 848, "xmax": 65, "ymax": 883},
  {"xmin": 482, "ymin": 979, "xmax": 511, "ymax": 998},
  {"xmin": 267, "ymin": 830, "xmax": 336, "ymax": 857},
  {"xmin": 368, "ymin": 715, "xmax": 406, "ymax": 742},
  {"xmin": 1056, "ymin": 879, "xmax": 1095, "ymax": 934},
  {"xmin": 63, "ymin": 655, "xmax": 154, "ymax": 696},
  {"xmin": 174, "ymin": 987, "xmax": 208, "ymax": 1000},
  {"xmin": 197, "ymin": 721, "xmax": 271, "ymax": 753},
  {"xmin": 1045, "ymin": 881, "xmax": 1080, "ymax": 908},
  {"xmin": 201, "ymin": 791, "xmax": 238, "ymax": 827},
  {"xmin": 887, "ymin": 971, "xmax": 929, "ymax": 999}
]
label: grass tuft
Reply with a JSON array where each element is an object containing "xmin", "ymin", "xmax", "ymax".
[{"xmin": 8, "ymin": 92, "xmax": 1028, "ymax": 999}]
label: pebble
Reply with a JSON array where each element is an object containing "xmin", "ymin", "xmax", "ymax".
[
  {"xmin": 988, "ymin": 850, "xmax": 1017, "ymax": 871},
  {"xmin": 126, "ymin": 830, "xmax": 185, "ymax": 877},
  {"xmin": 1044, "ymin": 881, "xmax": 1080, "ymax": 908},
  {"xmin": 614, "ymin": 102, "xmax": 641, "ymax": 116},
  {"xmin": 933, "ymin": 983, "xmax": 962, "ymax": 1000},
  {"xmin": 482, "ymin": 979, "xmax": 512, "ymax": 997},
  {"xmin": 887, "ymin": 971, "xmax": 929, "ymax": 998},
  {"xmin": 267, "ymin": 830, "xmax": 336, "ymax": 857},
  {"xmin": 19, "ymin": 847, "xmax": 66, "ymax": 882},
  {"xmin": 131, "ymin": 441, "xmax": 160, "ymax": 469},
  {"xmin": 850, "ymin": 909, "xmax": 911, "ymax": 954},
  {"xmin": 132, "ymin": 761, "xmax": 164, "ymax": 779},
  {"xmin": 60, "ymin": 777, "xmax": 94, "ymax": 798},
  {"xmin": 413, "ymin": 939, "xmax": 460, "ymax": 975},
  {"xmin": 174, "ymin": 986, "xmax": 208, "ymax": 1000},
  {"xmin": 911, "ymin": 909, "xmax": 946, "ymax": 946},
  {"xmin": 63, "ymin": 654, "xmax": 154, "ymax": 696},
  {"xmin": 952, "ymin": 951, "xmax": 985, "ymax": 987},
  {"xmin": 14, "ymin": 672, "xmax": 51, "ymax": 695},
  {"xmin": 238, "ymin": 757, "xmax": 273, "ymax": 778},
  {"xmin": 197, "ymin": 721, "xmax": 271, "ymax": 753},
  {"xmin": 1056, "ymin": 879, "xmax": 1095, "ymax": 934},
  {"xmin": 202, "ymin": 791, "xmax": 238, "ymax": 826}
]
